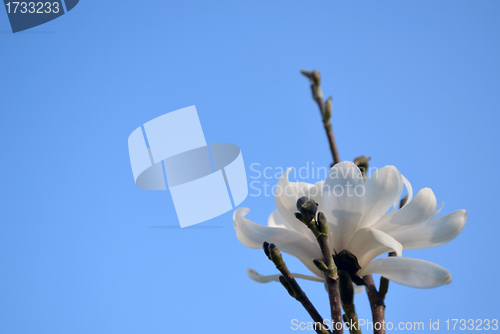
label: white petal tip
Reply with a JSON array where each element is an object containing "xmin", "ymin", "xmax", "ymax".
[
  {"xmin": 233, "ymin": 207, "xmax": 250, "ymax": 228},
  {"xmin": 246, "ymin": 268, "xmax": 275, "ymax": 284}
]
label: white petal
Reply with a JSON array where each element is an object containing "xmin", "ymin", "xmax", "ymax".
[
  {"xmin": 322, "ymin": 161, "xmax": 365, "ymax": 252},
  {"xmin": 359, "ymin": 257, "xmax": 452, "ymax": 288},
  {"xmin": 346, "ymin": 227, "xmax": 403, "ymax": 268},
  {"xmin": 274, "ymin": 169, "xmax": 318, "ymax": 242},
  {"xmin": 429, "ymin": 202, "xmax": 444, "ymax": 220},
  {"xmin": 389, "ymin": 174, "xmax": 413, "ymax": 213},
  {"xmin": 233, "ymin": 208, "xmax": 323, "ymax": 276},
  {"xmin": 267, "ymin": 210, "xmax": 287, "ymax": 228},
  {"xmin": 311, "ymin": 180, "xmax": 325, "ymax": 212},
  {"xmin": 390, "ymin": 210, "xmax": 467, "ymax": 250},
  {"xmin": 247, "ymin": 268, "xmax": 324, "ymax": 283},
  {"xmin": 372, "ymin": 188, "xmax": 437, "ymax": 233},
  {"xmin": 401, "ymin": 174, "xmax": 413, "ymax": 206},
  {"xmin": 358, "ymin": 166, "xmax": 404, "ymax": 228}
]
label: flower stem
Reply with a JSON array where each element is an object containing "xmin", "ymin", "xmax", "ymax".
[
  {"xmin": 342, "ymin": 304, "xmax": 362, "ymax": 334},
  {"xmin": 304, "ymin": 217, "xmax": 343, "ymax": 334},
  {"xmin": 317, "ymin": 234, "xmax": 343, "ymax": 334},
  {"xmin": 264, "ymin": 242, "xmax": 332, "ymax": 334},
  {"xmin": 301, "ymin": 69, "xmax": 341, "ymax": 166},
  {"xmin": 363, "ymin": 275, "xmax": 386, "ymax": 334}
]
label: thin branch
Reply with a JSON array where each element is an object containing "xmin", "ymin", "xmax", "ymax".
[
  {"xmin": 301, "ymin": 69, "xmax": 341, "ymax": 166},
  {"xmin": 264, "ymin": 242, "xmax": 332, "ymax": 334},
  {"xmin": 297, "ymin": 207, "xmax": 343, "ymax": 334},
  {"xmin": 317, "ymin": 234, "xmax": 343, "ymax": 334},
  {"xmin": 363, "ymin": 275, "xmax": 386, "ymax": 334},
  {"xmin": 343, "ymin": 305, "xmax": 362, "ymax": 334}
]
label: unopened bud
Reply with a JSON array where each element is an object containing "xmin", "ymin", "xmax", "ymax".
[
  {"xmin": 294, "ymin": 212, "xmax": 306, "ymax": 225},
  {"xmin": 353, "ymin": 156, "xmax": 371, "ymax": 181},
  {"xmin": 316, "ymin": 212, "xmax": 328, "ymax": 234},
  {"xmin": 324, "ymin": 97, "xmax": 332, "ymax": 122},
  {"xmin": 268, "ymin": 243, "xmax": 283, "ymax": 266},
  {"xmin": 311, "ymin": 70, "xmax": 321, "ymax": 85},
  {"xmin": 313, "ymin": 258, "xmax": 328, "ymax": 272},
  {"xmin": 296, "ymin": 197, "xmax": 318, "ymax": 224}
]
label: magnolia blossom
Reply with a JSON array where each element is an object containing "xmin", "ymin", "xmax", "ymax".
[{"xmin": 234, "ymin": 161, "xmax": 467, "ymax": 289}]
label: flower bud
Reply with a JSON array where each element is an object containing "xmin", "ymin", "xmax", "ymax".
[
  {"xmin": 294, "ymin": 212, "xmax": 306, "ymax": 224},
  {"xmin": 311, "ymin": 70, "xmax": 321, "ymax": 85},
  {"xmin": 316, "ymin": 212, "xmax": 328, "ymax": 234},
  {"xmin": 296, "ymin": 197, "xmax": 318, "ymax": 224},
  {"xmin": 353, "ymin": 156, "xmax": 371, "ymax": 181},
  {"xmin": 268, "ymin": 243, "xmax": 283, "ymax": 266},
  {"xmin": 324, "ymin": 97, "xmax": 332, "ymax": 122},
  {"xmin": 313, "ymin": 258, "xmax": 328, "ymax": 272}
]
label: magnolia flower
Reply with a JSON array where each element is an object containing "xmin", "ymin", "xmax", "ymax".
[{"xmin": 234, "ymin": 161, "xmax": 467, "ymax": 289}]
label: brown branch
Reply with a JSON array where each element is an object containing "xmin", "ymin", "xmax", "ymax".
[
  {"xmin": 363, "ymin": 275, "xmax": 386, "ymax": 334},
  {"xmin": 264, "ymin": 242, "xmax": 332, "ymax": 334},
  {"xmin": 301, "ymin": 69, "xmax": 341, "ymax": 166},
  {"xmin": 298, "ymin": 208, "xmax": 343, "ymax": 334},
  {"xmin": 324, "ymin": 120, "xmax": 341, "ymax": 166},
  {"xmin": 317, "ymin": 234, "xmax": 343, "ymax": 334}
]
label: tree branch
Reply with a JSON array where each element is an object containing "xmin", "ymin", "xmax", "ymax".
[
  {"xmin": 297, "ymin": 206, "xmax": 343, "ymax": 334},
  {"xmin": 301, "ymin": 69, "xmax": 341, "ymax": 166},
  {"xmin": 264, "ymin": 242, "xmax": 332, "ymax": 334},
  {"xmin": 363, "ymin": 275, "xmax": 386, "ymax": 334}
]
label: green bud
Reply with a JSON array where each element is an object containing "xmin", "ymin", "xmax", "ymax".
[
  {"xmin": 269, "ymin": 243, "xmax": 283, "ymax": 266},
  {"xmin": 300, "ymin": 69, "xmax": 313, "ymax": 81},
  {"xmin": 296, "ymin": 197, "xmax": 318, "ymax": 224},
  {"xmin": 301, "ymin": 69, "xmax": 321, "ymax": 85},
  {"xmin": 296, "ymin": 197, "xmax": 308, "ymax": 211},
  {"xmin": 316, "ymin": 212, "xmax": 328, "ymax": 234},
  {"xmin": 313, "ymin": 258, "xmax": 328, "ymax": 272},
  {"xmin": 311, "ymin": 70, "xmax": 321, "ymax": 85},
  {"xmin": 324, "ymin": 97, "xmax": 332, "ymax": 123},
  {"xmin": 353, "ymin": 156, "xmax": 371, "ymax": 181},
  {"xmin": 294, "ymin": 212, "xmax": 306, "ymax": 224},
  {"xmin": 279, "ymin": 275, "xmax": 296, "ymax": 298}
]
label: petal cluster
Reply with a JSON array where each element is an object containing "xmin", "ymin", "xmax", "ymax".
[{"xmin": 234, "ymin": 161, "xmax": 467, "ymax": 289}]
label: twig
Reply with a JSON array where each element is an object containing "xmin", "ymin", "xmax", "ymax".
[
  {"xmin": 338, "ymin": 270, "xmax": 362, "ymax": 334},
  {"xmin": 264, "ymin": 242, "xmax": 332, "ymax": 334},
  {"xmin": 296, "ymin": 202, "xmax": 343, "ymax": 334},
  {"xmin": 301, "ymin": 69, "xmax": 341, "ymax": 166},
  {"xmin": 317, "ymin": 234, "xmax": 343, "ymax": 334},
  {"xmin": 363, "ymin": 275, "xmax": 386, "ymax": 334}
]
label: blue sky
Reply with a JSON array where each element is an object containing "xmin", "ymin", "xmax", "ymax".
[{"xmin": 1, "ymin": 1, "xmax": 499, "ymax": 333}]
